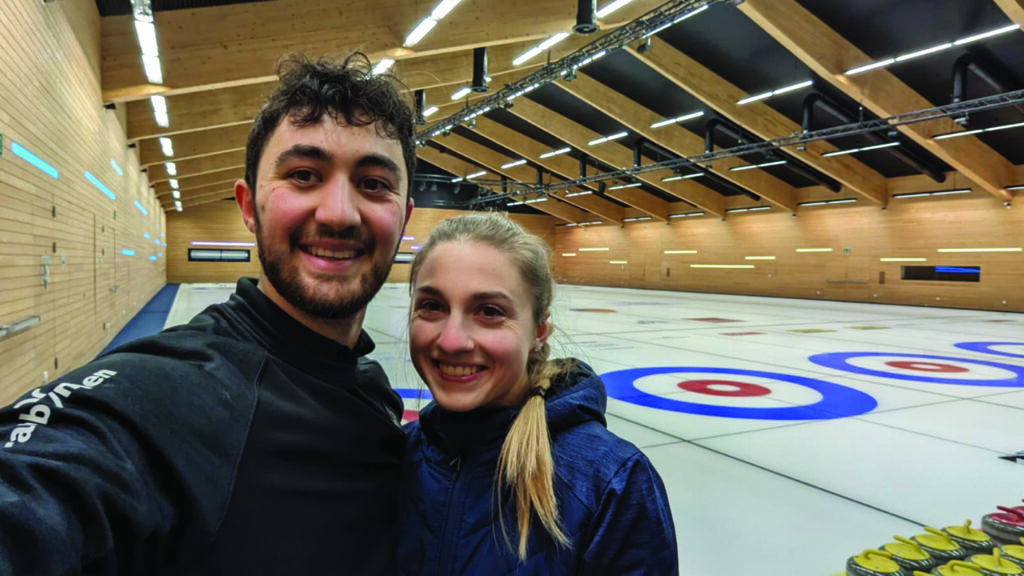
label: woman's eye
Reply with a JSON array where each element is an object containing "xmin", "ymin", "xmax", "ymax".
[
  {"xmin": 479, "ymin": 305, "xmax": 505, "ymax": 319},
  {"xmin": 416, "ymin": 300, "xmax": 442, "ymax": 313}
]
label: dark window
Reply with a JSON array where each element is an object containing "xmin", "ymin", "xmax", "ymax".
[
  {"xmin": 901, "ymin": 265, "xmax": 980, "ymax": 282},
  {"xmin": 188, "ymin": 249, "xmax": 251, "ymax": 262}
]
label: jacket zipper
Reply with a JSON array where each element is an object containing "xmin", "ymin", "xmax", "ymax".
[{"xmin": 435, "ymin": 455, "xmax": 462, "ymax": 575}]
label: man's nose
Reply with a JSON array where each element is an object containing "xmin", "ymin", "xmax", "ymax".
[{"xmin": 315, "ymin": 177, "xmax": 361, "ymax": 228}]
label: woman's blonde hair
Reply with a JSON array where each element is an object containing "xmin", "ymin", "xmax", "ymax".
[{"xmin": 409, "ymin": 211, "xmax": 571, "ymax": 561}]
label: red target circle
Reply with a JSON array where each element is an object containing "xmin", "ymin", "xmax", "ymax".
[
  {"xmin": 885, "ymin": 361, "xmax": 969, "ymax": 373},
  {"xmin": 403, "ymin": 410, "xmax": 420, "ymax": 423},
  {"xmin": 677, "ymin": 379, "xmax": 772, "ymax": 397}
]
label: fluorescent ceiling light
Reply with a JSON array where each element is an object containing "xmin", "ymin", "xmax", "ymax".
[
  {"xmin": 538, "ymin": 32, "xmax": 570, "ymax": 51},
  {"xmin": 609, "ymin": 260, "xmax": 628, "ymax": 264},
  {"xmin": 690, "ymin": 264, "xmax": 755, "ymax": 269},
  {"xmin": 540, "ymin": 147, "xmax": 571, "ymax": 159},
  {"xmin": 730, "ymin": 160, "xmax": 786, "ymax": 172},
  {"xmin": 564, "ymin": 190, "xmax": 591, "ymax": 197},
  {"xmin": 642, "ymin": 4, "xmax": 708, "ymax": 38},
  {"xmin": 933, "ymin": 120, "xmax": 1024, "ymax": 140},
  {"xmin": 172, "ymin": 190, "xmax": 180, "ymax": 199},
  {"xmin": 895, "ymin": 43, "xmax": 952, "ymax": 62},
  {"xmin": 622, "ymin": 216, "xmax": 652, "ymax": 222},
  {"xmin": 165, "ymin": 161, "xmax": 177, "ymax": 175},
  {"xmin": 662, "ymin": 172, "xmax": 703, "ymax": 182},
  {"xmin": 525, "ymin": 197, "xmax": 548, "ymax": 203},
  {"xmin": 596, "ymin": 0, "xmax": 634, "ymax": 18},
  {"xmin": 159, "ymin": 136, "xmax": 174, "ymax": 157},
  {"xmin": 150, "ymin": 94, "xmax": 169, "ymax": 127},
  {"xmin": 822, "ymin": 141, "xmax": 900, "ymax": 157},
  {"xmin": 737, "ymin": 92, "xmax": 772, "ymax": 106},
  {"xmin": 650, "ymin": 110, "xmax": 704, "ymax": 129},
  {"xmin": 580, "ymin": 220, "xmax": 603, "ymax": 226},
  {"xmin": 845, "ymin": 59, "xmax": 895, "ymax": 76},
  {"xmin": 954, "ymin": 24, "xmax": 1021, "ymax": 46},
  {"xmin": 798, "ymin": 198, "xmax": 857, "ymax": 207},
  {"xmin": 422, "ymin": 105, "xmax": 439, "ymax": 118},
  {"xmin": 404, "ymin": 18, "xmax": 437, "ymax": 47},
  {"xmin": 737, "ymin": 80, "xmax": 813, "ymax": 105},
  {"xmin": 451, "ymin": 177, "xmax": 464, "ymax": 183},
  {"xmin": 879, "ymin": 257, "xmax": 927, "ymax": 262},
  {"xmin": 372, "ymin": 58, "xmax": 395, "ymax": 75},
  {"xmin": 745, "ymin": 256, "xmax": 776, "ymax": 260},
  {"xmin": 937, "ymin": 247, "xmax": 1021, "ymax": 253},
  {"xmin": 134, "ymin": 20, "xmax": 159, "ymax": 56},
  {"xmin": 607, "ymin": 182, "xmax": 641, "ymax": 190},
  {"xmin": 466, "ymin": 171, "xmax": 486, "ymax": 179},
  {"xmin": 892, "ymin": 188, "xmax": 970, "ymax": 199},
  {"xmin": 174, "ymin": 200, "xmax": 182, "ymax": 211},
  {"xmin": 726, "ymin": 206, "xmax": 771, "ymax": 213},
  {"xmin": 669, "ymin": 211, "xmax": 705, "ymax": 218},
  {"xmin": 562, "ymin": 253, "xmax": 577, "ymax": 256},
  {"xmin": 142, "ymin": 54, "xmax": 163, "ymax": 84},
  {"xmin": 575, "ymin": 50, "xmax": 608, "ymax": 69},
  {"xmin": 513, "ymin": 46, "xmax": 545, "ymax": 67},
  {"xmin": 451, "ymin": 86, "xmax": 471, "ymax": 100},
  {"xmin": 588, "ymin": 131, "xmax": 628, "ymax": 146},
  {"xmin": 431, "ymin": 0, "xmax": 462, "ymax": 20},
  {"xmin": 501, "ymin": 159, "xmax": 527, "ymax": 169},
  {"xmin": 664, "ymin": 249, "xmax": 697, "ymax": 254},
  {"xmin": 190, "ymin": 241, "xmax": 257, "ymax": 247},
  {"xmin": 578, "ymin": 247, "xmax": 610, "ymax": 252},
  {"xmin": 507, "ymin": 200, "xmax": 524, "ymax": 206},
  {"xmin": 1006, "ymin": 185, "xmax": 1024, "ymax": 191},
  {"xmin": 795, "ymin": 248, "xmax": 833, "ymax": 253},
  {"xmin": 168, "ymin": 178, "xmax": 179, "ymax": 189}
]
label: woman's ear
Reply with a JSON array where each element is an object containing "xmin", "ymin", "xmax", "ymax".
[{"xmin": 536, "ymin": 311, "xmax": 551, "ymax": 346}]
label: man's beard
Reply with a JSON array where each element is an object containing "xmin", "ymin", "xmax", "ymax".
[{"xmin": 255, "ymin": 222, "xmax": 396, "ymax": 320}]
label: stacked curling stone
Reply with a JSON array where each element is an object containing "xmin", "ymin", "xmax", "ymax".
[
  {"xmin": 845, "ymin": 522, "xmax": 997, "ymax": 576},
  {"xmin": 983, "ymin": 504, "xmax": 1024, "ymax": 546}
]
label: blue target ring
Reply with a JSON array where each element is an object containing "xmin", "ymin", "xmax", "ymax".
[
  {"xmin": 395, "ymin": 388, "xmax": 433, "ymax": 401},
  {"xmin": 954, "ymin": 342, "xmax": 1024, "ymax": 360},
  {"xmin": 809, "ymin": 352, "xmax": 1024, "ymax": 386},
  {"xmin": 601, "ymin": 367, "xmax": 877, "ymax": 420}
]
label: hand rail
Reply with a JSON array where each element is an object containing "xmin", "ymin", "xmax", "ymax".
[{"xmin": 0, "ymin": 315, "xmax": 41, "ymax": 341}]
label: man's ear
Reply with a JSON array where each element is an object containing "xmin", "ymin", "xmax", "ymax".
[{"xmin": 235, "ymin": 179, "xmax": 257, "ymax": 234}]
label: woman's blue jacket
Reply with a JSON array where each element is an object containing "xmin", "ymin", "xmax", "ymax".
[{"xmin": 398, "ymin": 361, "xmax": 678, "ymax": 575}]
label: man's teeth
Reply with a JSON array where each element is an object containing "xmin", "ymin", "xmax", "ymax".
[
  {"xmin": 309, "ymin": 247, "xmax": 356, "ymax": 260},
  {"xmin": 439, "ymin": 364, "xmax": 480, "ymax": 377}
]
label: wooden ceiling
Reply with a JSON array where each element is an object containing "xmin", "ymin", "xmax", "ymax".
[{"xmin": 100, "ymin": 0, "xmax": 1024, "ymax": 219}]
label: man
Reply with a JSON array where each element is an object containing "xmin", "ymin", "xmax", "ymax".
[{"xmin": 0, "ymin": 52, "xmax": 415, "ymax": 575}]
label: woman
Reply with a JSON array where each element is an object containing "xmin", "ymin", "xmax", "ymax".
[{"xmin": 398, "ymin": 212, "xmax": 678, "ymax": 575}]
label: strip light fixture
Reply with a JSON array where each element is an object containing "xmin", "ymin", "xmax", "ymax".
[
  {"xmin": 795, "ymin": 248, "xmax": 833, "ymax": 253},
  {"xmin": 150, "ymin": 95, "xmax": 169, "ymax": 128},
  {"xmin": 164, "ymin": 162, "xmax": 177, "ymax": 176},
  {"xmin": 608, "ymin": 182, "xmax": 641, "ymax": 190},
  {"xmin": 726, "ymin": 206, "xmax": 771, "ymax": 213},
  {"xmin": 122, "ymin": 249, "xmax": 136, "ymax": 257},
  {"xmin": 525, "ymin": 196, "xmax": 548, "ymax": 204},
  {"xmin": 664, "ymin": 249, "xmax": 697, "ymax": 254},
  {"xmin": 1006, "ymin": 185, "xmax": 1024, "ymax": 191},
  {"xmin": 372, "ymin": 58, "xmax": 395, "ymax": 75},
  {"xmin": 892, "ymin": 188, "xmax": 971, "ymax": 199},
  {"xmin": 465, "ymin": 170, "xmax": 487, "ymax": 179},
  {"xmin": 745, "ymin": 256, "xmax": 776, "ymax": 260},
  {"xmin": 11, "ymin": 141, "xmax": 59, "ymax": 178},
  {"xmin": 110, "ymin": 159, "xmax": 123, "ymax": 176},
  {"xmin": 85, "ymin": 171, "xmax": 116, "ymax": 200},
  {"xmin": 822, "ymin": 142, "xmax": 900, "ymax": 157},
  {"xmin": 596, "ymin": 0, "xmax": 634, "ymax": 18},
  {"xmin": 933, "ymin": 120, "xmax": 1024, "ymax": 141},
  {"xmin": 690, "ymin": 264, "xmax": 755, "ymax": 269},
  {"xmin": 133, "ymin": 0, "xmax": 163, "ymax": 84},
  {"xmin": 622, "ymin": 216, "xmax": 652, "ymax": 222},
  {"xmin": 730, "ymin": 160, "xmax": 786, "ymax": 172},
  {"xmin": 423, "ymin": 106, "xmax": 439, "ymax": 118},
  {"xmin": 669, "ymin": 211, "xmax": 705, "ymax": 218},
  {"xmin": 650, "ymin": 110, "xmax": 704, "ymax": 129},
  {"xmin": 172, "ymin": 190, "xmax": 180, "ymax": 199},
  {"xmin": 133, "ymin": 200, "xmax": 149, "ymax": 215},
  {"xmin": 174, "ymin": 200, "xmax": 182, "ymax": 211},
  {"xmin": 404, "ymin": 0, "xmax": 463, "ymax": 47},
  {"xmin": 845, "ymin": 24, "xmax": 1021, "ymax": 75},
  {"xmin": 501, "ymin": 159, "xmax": 527, "ymax": 169},
  {"xmin": 168, "ymin": 178, "xmax": 179, "ymax": 189},
  {"xmin": 451, "ymin": 86, "xmax": 472, "ymax": 100},
  {"xmin": 936, "ymin": 247, "xmax": 1021, "ymax": 253},
  {"xmin": 610, "ymin": 260, "xmax": 629, "ymax": 264},
  {"xmin": 578, "ymin": 247, "xmax": 610, "ymax": 252},
  {"xmin": 588, "ymin": 131, "xmax": 628, "ymax": 146},
  {"xmin": 662, "ymin": 172, "xmax": 704, "ymax": 182},
  {"xmin": 880, "ymin": 257, "xmax": 927, "ymax": 262},
  {"xmin": 565, "ymin": 190, "xmax": 592, "ymax": 197},
  {"xmin": 513, "ymin": 32, "xmax": 570, "ymax": 66},
  {"xmin": 540, "ymin": 147, "xmax": 571, "ymax": 159},
  {"xmin": 797, "ymin": 198, "xmax": 858, "ymax": 207},
  {"xmin": 159, "ymin": 136, "xmax": 174, "ymax": 157},
  {"xmin": 737, "ymin": 80, "xmax": 813, "ymax": 105},
  {"xmin": 642, "ymin": 3, "xmax": 709, "ymax": 39}
]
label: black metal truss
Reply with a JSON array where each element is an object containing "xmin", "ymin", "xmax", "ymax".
[
  {"xmin": 459, "ymin": 87, "xmax": 1024, "ymax": 207},
  {"xmin": 414, "ymin": 0, "xmax": 730, "ymax": 144}
]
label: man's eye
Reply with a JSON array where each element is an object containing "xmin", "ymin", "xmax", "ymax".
[
  {"xmin": 362, "ymin": 178, "xmax": 393, "ymax": 193},
  {"xmin": 289, "ymin": 169, "xmax": 318, "ymax": 184}
]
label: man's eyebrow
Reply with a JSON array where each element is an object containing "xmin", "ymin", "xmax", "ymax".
[
  {"xmin": 356, "ymin": 154, "xmax": 403, "ymax": 180},
  {"xmin": 274, "ymin": 145, "xmax": 333, "ymax": 170}
]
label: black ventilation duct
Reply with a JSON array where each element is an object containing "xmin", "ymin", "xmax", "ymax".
[
  {"xmin": 471, "ymin": 48, "xmax": 488, "ymax": 93},
  {"xmin": 574, "ymin": 0, "xmax": 599, "ymax": 34}
]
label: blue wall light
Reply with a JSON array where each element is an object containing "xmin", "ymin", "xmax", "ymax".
[
  {"xmin": 110, "ymin": 159, "xmax": 123, "ymax": 176},
  {"xmin": 121, "ymin": 249, "xmax": 135, "ymax": 256},
  {"xmin": 85, "ymin": 171, "xmax": 116, "ymax": 200},
  {"xmin": 11, "ymin": 141, "xmax": 59, "ymax": 178},
  {"xmin": 134, "ymin": 200, "xmax": 148, "ymax": 215},
  {"xmin": 149, "ymin": 255, "xmax": 158, "ymax": 261}
]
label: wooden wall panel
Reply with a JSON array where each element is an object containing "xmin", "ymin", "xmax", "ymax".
[
  {"xmin": 553, "ymin": 196, "xmax": 1024, "ymax": 313},
  {"xmin": 0, "ymin": 0, "xmax": 165, "ymax": 404}
]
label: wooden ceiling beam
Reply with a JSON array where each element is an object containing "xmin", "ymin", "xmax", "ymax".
[
  {"xmin": 147, "ymin": 151, "xmax": 245, "ymax": 184},
  {"xmin": 631, "ymin": 39, "xmax": 888, "ymax": 205},
  {"xmin": 126, "ymin": 83, "xmax": 266, "ymax": 140},
  {"xmin": 152, "ymin": 167, "xmax": 242, "ymax": 195},
  {"xmin": 556, "ymin": 72, "xmax": 798, "ymax": 212},
  {"xmin": 139, "ymin": 124, "xmax": 251, "ymax": 166},
  {"xmin": 163, "ymin": 187, "xmax": 235, "ymax": 208},
  {"xmin": 157, "ymin": 180, "xmax": 237, "ymax": 202},
  {"xmin": 738, "ymin": 0, "xmax": 1014, "ymax": 201},
  {"xmin": 100, "ymin": 0, "xmax": 638, "ymax": 101},
  {"xmin": 993, "ymin": 0, "xmax": 1024, "ymax": 25},
  {"xmin": 504, "ymin": 98, "xmax": 721, "ymax": 219},
  {"xmin": 604, "ymin": 187, "xmax": 670, "ymax": 222}
]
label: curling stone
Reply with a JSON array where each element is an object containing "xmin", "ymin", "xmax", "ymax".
[
  {"xmin": 881, "ymin": 535, "xmax": 937, "ymax": 573},
  {"xmin": 984, "ymin": 508, "xmax": 1024, "ymax": 545},
  {"xmin": 913, "ymin": 527, "xmax": 968, "ymax": 563},
  {"xmin": 968, "ymin": 548, "xmax": 1024, "ymax": 576},
  {"xmin": 847, "ymin": 549, "xmax": 909, "ymax": 576},
  {"xmin": 945, "ymin": 520, "xmax": 997, "ymax": 555}
]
